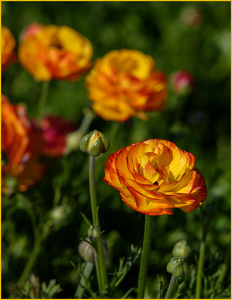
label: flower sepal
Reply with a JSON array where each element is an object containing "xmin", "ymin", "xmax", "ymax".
[
  {"xmin": 166, "ymin": 256, "xmax": 188, "ymax": 277},
  {"xmin": 80, "ymin": 130, "xmax": 110, "ymax": 157}
]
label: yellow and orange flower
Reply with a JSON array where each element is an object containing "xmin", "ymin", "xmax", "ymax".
[
  {"xmin": 104, "ymin": 139, "xmax": 207, "ymax": 216},
  {"xmin": 1, "ymin": 26, "xmax": 17, "ymax": 72},
  {"xmin": 1, "ymin": 95, "xmax": 45, "ymax": 193},
  {"xmin": 85, "ymin": 49, "xmax": 167, "ymax": 122},
  {"xmin": 18, "ymin": 23, "xmax": 93, "ymax": 81}
]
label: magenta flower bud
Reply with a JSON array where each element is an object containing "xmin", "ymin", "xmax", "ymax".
[{"xmin": 170, "ymin": 70, "xmax": 194, "ymax": 96}]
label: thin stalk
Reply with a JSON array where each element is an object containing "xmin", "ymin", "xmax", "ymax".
[
  {"xmin": 89, "ymin": 155, "xmax": 108, "ymax": 291},
  {"xmin": 17, "ymin": 236, "xmax": 41, "ymax": 285},
  {"xmin": 165, "ymin": 275, "xmax": 177, "ymax": 299},
  {"xmin": 65, "ymin": 108, "xmax": 95, "ymax": 153},
  {"xmin": 75, "ymin": 262, "xmax": 94, "ymax": 298},
  {"xmin": 38, "ymin": 81, "xmax": 50, "ymax": 120},
  {"xmin": 195, "ymin": 230, "xmax": 207, "ymax": 299},
  {"xmin": 137, "ymin": 215, "xmax": 153, "ymax": 299}
]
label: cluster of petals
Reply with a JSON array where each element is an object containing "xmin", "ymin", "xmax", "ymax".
[
  {"xmin": 104, "ymin": 139, "xmax": 207, "ymax": 215},
  {"xmin": 1, "ymin": 95, "xmax": 45, "ymax": 193},
  {"xmin": 18, "ymin": 23, "xmax": 93, "ymax": 81},
  {"xmin": 85, "ymin": 49, "xmax": 167, "ymax": 122},
  {"xmin": 41, "ymin": 115, "xmax": 77, "ymax": 157},
  {"xmin": 1, "ymin": 26, "xmax": 17, "ymax": 72}
]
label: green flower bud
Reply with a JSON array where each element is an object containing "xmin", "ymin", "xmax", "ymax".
[
  {"xmin": 2, "ymin": 150, "xmax": 8, "ymax": 166},
  {"xmin": 88, "ymin": 225, "xmax": 100, "ymax": 241},
  {"xmin": 166, "ymin": 257, "xmax": 188, "ymax": 277},
  {"xmin": 78, "ymin": 239, "xmax": 95, "ymax": 262},
  {"xmin": 50, "ymin": 206, "xmax": 67, "ymax": 223},
  {"xmin": 172, "ymin": 240, "xmax": 191, "ymax": 258},
  {"xmin": 80, "ymin": 130, "xmax": 110, "ymax": 157},
  {"xmin": 78, "ymin": 237, "xmax": 108, "ymax": 262}
]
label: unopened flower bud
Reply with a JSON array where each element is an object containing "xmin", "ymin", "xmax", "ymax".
[
  {"xmin": 167, "ymin": 257, "xmax": 188, "ymax": 277},
  {"xmin": 78, "ymin": 237, "xmax": 108, "ymax": 262},
  {"xmin": 88, "ymin": 225, "xmax": 100, "ymax": 241},
  {"xmin": 172, "ymin": 240, "xmax": 191, "ymax": 258},
  {"xmin": 50, "ymin": 206, "xmax": 67, "ymax": 223},
  {"xmin": 170, "ymin": 71, "xmax": 194, "ymax": 96},
  {"xmin": 80, "ymin": 130, "xmax": 110, "ymax": 157},
  {"xmin": 78, "ymin": 239, "xmax": 95, "ymax": 262}
]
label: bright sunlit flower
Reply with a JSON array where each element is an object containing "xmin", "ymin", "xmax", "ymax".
[
  {"xmin": 86, "ymin": 49, "xmax": 167, "ymax": 122},
  {"xmin": 1, "ymin": 26, "xmax": 17, "ymax": 72},
  {"xmin": 1, "ymin": 95, "xmax": 45, "ymax": 193},
  {"xmin": 104, "ymin": 139, "xmax": 207, "ymax": 215},
  {"xmin": 41, "ymin": 115, "xmax": 77, "ymax": 157},
  {"xmin": 18, "ymin": 23, "xmax": 93, "ymax": 81}
]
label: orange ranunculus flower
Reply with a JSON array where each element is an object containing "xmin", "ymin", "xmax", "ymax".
[
  {"xmin": 104, "ymin": 139, "xmax": 207, "ymax": 216},
  {"xmin": 85, "ymin": 49, "xmax": 167, "ymax": 122},
  {"xmin": 1, "ymin": 95, "xmax": 45, "ymax": 193},
  {"xmin": 18, "ymin": 23, "xmax": 93, "ymax": 81},
  {"xmin": 1, "ymin": 26, "xmax": 17, "ymax": 72}
]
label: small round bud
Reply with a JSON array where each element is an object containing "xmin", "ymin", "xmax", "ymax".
[
  {"xmin": 2, "ymin": 150, "xmax": 8, "ymax": 166},
  {"xmin": 50, "ymin": 206, "xmax": 67, "ymax": 223},
  {"xmin": 80, "ymin": 130, "xmax": 110, "ymax": 157},
  {"xmin": 78, "ymin": 239, "xmax": 95, "ymax": 262},
  {"xmin": 170, "ymin": 71, "xmax": 194, "ymax": 96},
  {"xmin": 166, "ymin": 257, "xmax": 188, "ymax": 277},
  {"xmin": 172, "ymin": 240, "xmax": 191, "ymax": 258},
  {"xmin": 88, "ymin": 225, "xmax": 100, "ymax": 241}
]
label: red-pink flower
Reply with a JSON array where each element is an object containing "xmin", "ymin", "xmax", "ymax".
[
  {"xmin": 170, "ymin": 71, "xmax": 194, "ymax": 96},
  {"xmin": 41, "ymin": 115, "xmax": 77, "ymax": 157}
]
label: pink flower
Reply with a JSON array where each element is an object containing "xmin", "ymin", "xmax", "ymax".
[
  {"xmin": 170, "ymin": 71, "xmax": 194, "ymax": 96},
  {"xmin": 41, "ymin": 116, "xmax": 77, "ymax": 157}
]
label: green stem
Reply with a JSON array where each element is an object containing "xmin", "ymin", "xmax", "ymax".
[
  {"xmin": 137, "ymin": 215, "xmax": 153, "ymax": 299},
  {"xmin": 65, "ymin": 108, "xmax": 95, "ymax": 153},
  {"xmin": 165, "ymin": 275, "xmax": 177, "ymax": 299},
  {"xmin": 89, "ymin": 155, "xmax": 108, "ymax": 291},
  {"xmin": 17, "ymin": 236, "xmax": 41, "ymax": 285},
  {"xmin": 75, "ymin": 262, "xmax": 94, "ymax": 298},
  {"xmin": 38, "ymin": 81, "xmax": 50, "ymax": 120},
  {"xmin": 195, "ymin": 232, "xmax": 206, "ymax": 299}
]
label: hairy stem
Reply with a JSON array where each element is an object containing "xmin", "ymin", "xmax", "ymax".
[
  {"xmin": 38, "ymin": 81, "xmax": 49, "ymax": 120},
  {"xmin": 89, "ymin": 155, "xmax": 108, "ymax": 291},
  {"xmin": 165, "ymin": 275, "xmax": 177, "ymax": 299},
  {"xmin": 137, "ymin": 215, "xmax": 153, "ymax": 299}
]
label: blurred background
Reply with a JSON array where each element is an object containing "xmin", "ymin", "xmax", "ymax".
[{"xmin": 2, "ymin": 1, "xmax": 231, "ymax": 299}]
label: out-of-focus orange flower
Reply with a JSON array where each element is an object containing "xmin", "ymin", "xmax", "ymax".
[
  {"xmin": 85, "ymin": 49, "xmax": 167, "ymax": 122},
  {"xmin": 1, "ymin": 26, "xmax": 17, "ymax": 72},
  {"xmin": 18, "ymin": 23, "xmax": 93, "ymax": 81},
  {"xmin": 104, "ymin": 139, "xmax": 207, "ymax": 216},
  {"xmin": 1, "ymin": 95, "xmax": 45, "ymax": 193},
  {"xmin": 41, "ymin": 115, "xmax": 77, "ymax": 157}
]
